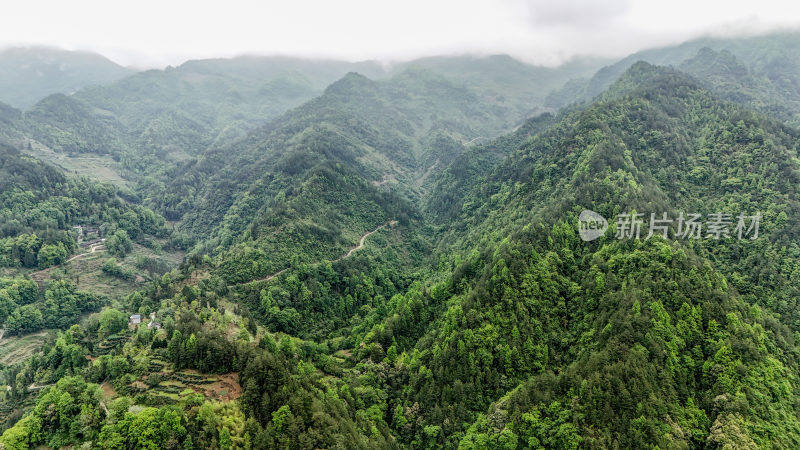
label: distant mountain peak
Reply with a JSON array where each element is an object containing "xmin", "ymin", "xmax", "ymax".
[
  {"xmin": 599, "ymin": 61, "xmax": 700, "ymax": 101},
  {"xmin": 679, "ymin": 47, "xmax": 749, "ymax": 79},
  {"xmin": 0, "ymin": 46, "xmax": 133, "ymax": 109},
  {"xmin": 0, "ymin": 100, "xmax": 20, "ymax": 124},
  {"xmin": 323, "ymin": 72, "xmax": 378, "ymax": 96}
]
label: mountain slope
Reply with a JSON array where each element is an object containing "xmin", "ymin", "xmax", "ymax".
[
  {"xmin": 12, "ymin": 53, "xmax": 606, "ymax": 189},
  {"xmin": 153, "ymin": 69, "xmax": 511, "ymax": 338},
  {"xmin": 0, "ymin": 47, "xmax": 132, "ymax": 109},
  {"xmin": 4, "ymin": 46, "xmax": 800, "ymax": 449},
  {"xmin": 391, "ymin": 54, "xmax": 609, "ymax": 118},
  {"xmin": 546, "ymin": 32, "xmax": 800, "ymax": 127},
  {"xmin": 162, "ymin": 69, "xmax": 518, "ymax": 248},
  {"xmin": 677, "ymin": 46, "xmax": 800, "ymax": 126},
  {"xmin": 350, "ymin": 62, "xmax": 800, "ymax": 447}
]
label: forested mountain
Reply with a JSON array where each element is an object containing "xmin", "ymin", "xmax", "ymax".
[
  {"xmin": 0, "ymin": 52, "xmax": 604, "ymax": 203},
  {"xmin": 374, "ymin": 61, "xmax": 800, "ymax": 447},
  {"xmin": 388, "ymin": 54, "xmax": 609, "ymax": 120},
  {"xmin": 144, "ymin": 68, "xmax": 518, "ymax": 338},
  {"xmin": 1, "ymin": 35, "xmax": 800, "ymax": 449},
  {"xmin": 160, "ymin": 69, "xmax": 516, "ymax": 239},
  {"xmin": 13, "ymin": 57, "xmax": 378, "ymax": 176},
  {"xmin": 0, "ymin": 47, "xmax": 132, "ymax": 109},
  {"xmin": 546, "ymin": 32, "xmax": 800, "ymax": 126}
]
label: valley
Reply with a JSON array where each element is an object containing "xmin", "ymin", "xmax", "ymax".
[{"xmin": 0, "ymin": 30, "xmax": 799, "ymax": 449}]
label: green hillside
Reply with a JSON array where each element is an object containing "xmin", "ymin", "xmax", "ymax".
[
  {"xmin": 0, "ymin": 47, "xmax": 132, "ymax": 110},
  {"xmin": 546, "ymin": 32, "xmax": 800, "ymax": 127},
  {"xmin": 366, "ymin": 62, "xmax": 800, "ymax": 447},
  {"xmin": 1, "ymin": 37, "xmax": 800, "ymax": 449}
]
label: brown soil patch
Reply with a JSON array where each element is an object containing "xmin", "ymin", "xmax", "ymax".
[
  {"xmin": 198, "ymin": 372, "xmax": 242, "ymax": 403},
  {"xmin": 146, "ymin": 369, "xmax": 242, "ymax": 403},
  {"xmin": 100, "ymin": 381, "xmax": 116, "ymax": 400}
]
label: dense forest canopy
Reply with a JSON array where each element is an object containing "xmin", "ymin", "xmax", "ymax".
[{"xmin": 0, "ymin": 31, "xmax": 799, "ymax": 449}]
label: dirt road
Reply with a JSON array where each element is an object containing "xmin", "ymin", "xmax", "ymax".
[{"xmin": 233, "ymin": 220, "xmax": 396, "ymax": 287}]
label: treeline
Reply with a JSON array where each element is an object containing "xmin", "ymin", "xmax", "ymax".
[{"xmin": 0, "ymin": 278, "xmax": 106, "ymax": 335}]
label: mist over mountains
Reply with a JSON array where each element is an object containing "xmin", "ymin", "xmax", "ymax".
[{"xmin": 0, "ymin": 30, "xmax": 799, "ymax": 449}]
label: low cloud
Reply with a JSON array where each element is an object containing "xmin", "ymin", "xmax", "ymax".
[
  {"xmin": 0, "ymin": 0, "xmax": 798, "ymax": 68},
  {"xmin": 523, "ymin": 0, "xmax": 631, "ymax": 28}
]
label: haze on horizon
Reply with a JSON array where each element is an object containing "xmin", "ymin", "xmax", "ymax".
[{"xmin": 1, "ymin": 0, "xmax": 799, "ymax": 69}]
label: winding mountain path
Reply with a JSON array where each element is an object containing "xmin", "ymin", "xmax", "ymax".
[
  {"xmin": 233, "ymin": 220, "xmax": 396, "ymax": 287},
  {"xmin": 65, "ymin": 241, "xmax": 106, "ymax": 263},
  {"xmin": 244, "ymin": 268, "xmax": 288, "ymax": 286},
  {"xmin": 335, "ymin": 220, "xmax": 396, "ymax": 261},
  {"xmin": 29, "ymin": 240, "xmax": 107, "ymax": 288}
]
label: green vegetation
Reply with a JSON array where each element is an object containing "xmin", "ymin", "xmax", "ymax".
[
  {"xmin": 0, "ymin": 47, "xmax": 132, "ymax": 110},
  {"xmin": 2, "ymin": 33, "xmax": 800, "ymax": 449},
  {"xmin": 0, "ymin": 331, "xmax": 52, "ymax": 366},
  {"xmin": 0, "ymin": 143, "xmax": 168, "ymax": 270},
  {"xmin": 547, "ymin": 32, "xmax": 800, "ymax": 127}
]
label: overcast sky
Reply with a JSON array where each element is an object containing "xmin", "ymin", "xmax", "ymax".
[{"xmin": 1, "ymin": 0, "xmax": 799, "ymax": 68}]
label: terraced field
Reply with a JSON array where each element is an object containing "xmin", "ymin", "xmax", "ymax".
[
  {"xmin": 128, "ymin": 358, "xmax": 241, "ymax": 405},
  {"xmin": 0, "ymin": 331, "xmax": 52, "ymax": 366}
]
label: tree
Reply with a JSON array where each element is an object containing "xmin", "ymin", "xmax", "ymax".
[
  {"xmin": 43, "ymin": 280, "xmax": 79, "ymax": 328},
  {"xmin": 98, "ymin": 308, "xmax": 127, "ymax": 338},
  {"xmin": 0, "ymin": 289, "xmax": 17, "ymax": 323},
  {"xmin": 37, "ymin": 243, "xmax": 67, "ymax": 269},
  {"xmin": 168, "ymin": 330, "xmax": 184, "ymax": 369},
  {"xmin": 7, "ymin": 304, "xmax": 44, "ymax": 334},
  {"xmin": 219, "ymin": 428, "xmax": 232, "ymax": 450},
  {"xmin": 106, "ymin": 230, "xmax": 133, "ymax": 257},
  {"xmin": 0, "ymin": 415, "xmax": 42, "ymax": 449},
  {"xmin": 185, "ymin": 333, "xmax": 198, "ymax": 364},
  {"xmin": 127, "ymin": 407, "xmax": 186, "ymax": 449}
]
